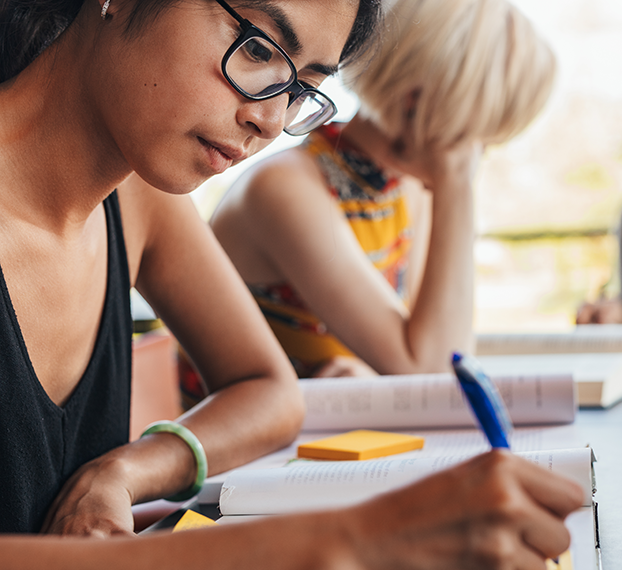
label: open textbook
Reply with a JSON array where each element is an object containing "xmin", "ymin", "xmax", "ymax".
[
  {"xmin": 216, "ymin": 447, "xmax": 600, "ymax": 569},
  {"xmin": 475, "ymin": 324, "xmax": 622, "ymax": 356},
  {"xmin": 298, "ymin": 373, "xmax": 576, "ymax": 431}
]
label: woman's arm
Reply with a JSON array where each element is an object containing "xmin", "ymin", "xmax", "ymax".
[
  {"xmin": 402, "ymin": 184, "xmax": 433, "ymax": 306},
  {"xmin": 42, "ymin": 175, "xmax": 304, "ymax": 536},
  {"xmin": 6, "ymin": 451, "xmax": 583, "ymax": 570},
  {"xmin": 399, "ymin": 142, "xmax": 478, "ymax": 370},
  {"xmin": 213, "ymin": 141, "xmax": 476, "ymax": 376}
]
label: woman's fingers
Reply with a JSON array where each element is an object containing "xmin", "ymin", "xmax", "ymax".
[
  {"xmin": 520, "ymin": 504, "xmax": 573, "ymax": 560},
  {"xmin": 471, "ymin": 451, "xmax": 581, "ymax": 564},
  {"xmin": 514, "ymin": 457, "xmax": 585, "ymax": 518},
  {"xmin": 577, "ymin": 297, "xmax": 622, "ymax": 324},
  {"xmin": 313, "ymin": 355, "xmax": 378, "ymax": 377}
]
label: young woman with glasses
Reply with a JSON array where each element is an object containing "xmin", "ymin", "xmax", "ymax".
[
  {"xmin": 0, "ymin": 0, "xmax": 377, "ymax": 535},
  {"xmin": 0, "ymin": 0, "xmax": 582, "ymax": 567},
  {"xmin": 211, "ymin": 0, "xmax": 557, "ymax": 380}
]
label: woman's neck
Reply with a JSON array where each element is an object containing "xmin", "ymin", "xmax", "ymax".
[{"xmin": 0, "ymin": 8, "xmax": 131, "ymax": 234}]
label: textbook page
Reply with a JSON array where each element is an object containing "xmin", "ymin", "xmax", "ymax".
[
  {"xmin": 300, "ymin": 374, "xmax": 575, "ymax": 431},
  {"xmin": 396, "ymin": 424, "xmax": 583, "ymax": 458},
  {"xmin": 476, "ymin": 324, "xmax": 622, "ymax": 356},
  {"xmin": 219, "ymin": 447, "xmax": 593, "ymax": 516}
]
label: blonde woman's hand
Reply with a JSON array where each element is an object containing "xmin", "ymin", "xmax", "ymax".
[
  {"xmin": 394, "ymin": 139, "xmax": 483, "ymax": 192},
  {"xmin": 340, "ymin": 450, "xmax": 583, "ymax": 570},
  {"xmin": 313, "ymin": 355, "xmax": 379, "ymax": 378}
]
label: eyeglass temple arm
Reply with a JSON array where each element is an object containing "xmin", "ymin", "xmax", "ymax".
[{"xmin": 214, "ymin": 0, "xmax": 246, "ymax": 26}]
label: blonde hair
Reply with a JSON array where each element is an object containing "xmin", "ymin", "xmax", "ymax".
[{"xmin": 342, "ymin": 0, "xmax": 556, "ymax": 150}]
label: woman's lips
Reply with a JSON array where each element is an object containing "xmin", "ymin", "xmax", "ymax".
[{"xmin": 197, "ymin": 137, "xmax": 236, "ymax": 173}]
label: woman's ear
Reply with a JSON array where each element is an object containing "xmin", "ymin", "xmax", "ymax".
[
  {"xmin": 404, "ymin": 89, "xmax": 421, "ymax": 120},
  {"xmin": 391, "ymin": 88, "xmax": 421, "ymax": 158}
]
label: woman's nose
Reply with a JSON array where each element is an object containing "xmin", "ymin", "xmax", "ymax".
[{"xmin": 238, "ymin": 94, "xmax": 290, "ymax": 140}]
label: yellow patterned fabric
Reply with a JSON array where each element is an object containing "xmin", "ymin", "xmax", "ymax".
[{"xmin": 250, "ymin": 123, "xmax": 413, "ymax": 377}]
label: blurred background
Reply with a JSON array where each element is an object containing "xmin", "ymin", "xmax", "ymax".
[{"xmin": 191, "ymin": 0, "xmax": 622, "ymax": 333}]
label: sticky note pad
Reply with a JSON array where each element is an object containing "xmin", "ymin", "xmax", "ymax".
[
  {"xmin": 546, "ymin": 551, "xmax": 573, "ymax": 570},
  {"xmin": 172, "ymin": 509, "xmax": 218, "ymax": 532},
  {"xmin": 297, "ymin": 430, "xmax": 425, "ymax": 461}
]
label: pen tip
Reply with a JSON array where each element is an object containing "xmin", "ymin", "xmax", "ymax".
[{"xmin": 451, "ymin": 352, "xmax": 462, "ymax": 363}]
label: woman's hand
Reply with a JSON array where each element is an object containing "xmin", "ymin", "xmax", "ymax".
[
  {"xmin": 340, "ymin": 450, "xmax": 584, "ymax": 569},
  {"xmin": 313, "ymin": 355, "xmax": 379, "ymax": 378},
  {"xmin": 392, "ymin": 137, "xmax": 483, "ymax": 193},
  {"xmin": 341, "ymin": 115, "xmax": 483, "ymax": 193},
  {"xmin": 40, "ymin": 453, "xmax": 135, "ymax": 537},
  {"xmin": 40, "ymin": 429, "xmax": 199, "ymax": 537},
  {"xmin": 577, "ymin": 296, "xmax": 622, "ymax": 324}
]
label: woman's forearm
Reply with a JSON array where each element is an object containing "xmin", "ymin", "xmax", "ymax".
[
  {"xmin": 119, "ymin": 374, "xmax": 305, "ymax": 504},
  {"xmin": 4, "ymin": 512, "xmax": 348, "ymax": 570},
  {"xmin": 405, "ymin": 159, "xmax": 475, "ymax": 372},
  {"xmin": 39, "ymin": 373, "xmax": 304, "ymax": 535}
]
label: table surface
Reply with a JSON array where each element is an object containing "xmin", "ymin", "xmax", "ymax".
[{"xmin": 574, "ymin": 404, "xmax": 622, "ymax": 569}]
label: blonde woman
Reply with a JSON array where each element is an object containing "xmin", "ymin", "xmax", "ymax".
[{"xmin": 212, "ymin": 0, "xmax": 556, "ymax": 378}]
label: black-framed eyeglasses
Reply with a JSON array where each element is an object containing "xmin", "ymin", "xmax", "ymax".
[{"xmin": 214, "ymin": 0, "xmax": 338, "ymax": 136}]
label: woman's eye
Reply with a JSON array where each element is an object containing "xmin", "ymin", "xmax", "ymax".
[{"xmin": 243, "ymin": 39, "xmax": 273, "ymax": 63}]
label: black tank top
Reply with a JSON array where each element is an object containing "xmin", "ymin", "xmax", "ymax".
[{"xmin": 0, "ymin": 191, "xmax": 133, "ymax": 533}]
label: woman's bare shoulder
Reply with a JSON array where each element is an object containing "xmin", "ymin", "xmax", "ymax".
[
  {"xmin": 211, "ymin": 145, "xmax": 342, "ymax": 282},
  {"xmin": 245, "ymin": 147, "xmax": 324, "ymax": 198},
  {"xmin": 231, "ymin": 147, "xmax": 330, "ymax": 223},
  {"xmin": 257, "ymin": 145, "xmax": 321, "ymax": 175}
]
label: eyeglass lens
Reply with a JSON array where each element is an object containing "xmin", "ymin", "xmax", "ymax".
[
  {"xmin": 227, "ymin": 37, "xmax": 334, "ymax": 134},
  {"xmin": 228, "ymin": 37, "xmax": 294, "ymax": 97},
  {"xmin": 284, "ymin": 91, "xmax": 336, "ymax": 135}
]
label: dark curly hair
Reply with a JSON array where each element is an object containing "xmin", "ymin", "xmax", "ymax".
[{"xmin": 0, "ymin": 0, "xmax": 383, "ymax": 83}]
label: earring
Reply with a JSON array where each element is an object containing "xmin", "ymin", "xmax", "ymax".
[{"xmin": 101, "ymin": 0, "xmax": 111, "ymax": 20}]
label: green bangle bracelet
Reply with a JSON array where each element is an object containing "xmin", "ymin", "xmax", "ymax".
[{"xmin": 140, "ymin": 420, "xmax": 208, "ymax": 502}]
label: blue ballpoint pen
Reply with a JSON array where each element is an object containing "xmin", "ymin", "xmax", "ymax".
[{"xmin": 451, "ymin": 352, "xmax": 513, "ymax": 449}]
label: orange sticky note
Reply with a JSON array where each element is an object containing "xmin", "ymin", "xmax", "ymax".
[
  {"xmin": 297, "ymin": 430, "xmax": 425, "ymax": 461},
  {"xmin": 172, "ymin": 509, "xmax": 218, "ymax": 532}
]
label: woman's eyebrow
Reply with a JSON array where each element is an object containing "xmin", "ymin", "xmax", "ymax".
[
  {"xmin": 259, "ymin": 4, "xmax": 340, "ymax": 78},
  {"xmin": 260, "ymin": 4, "xmax": 303, "ymax": 57},
  {"xmin": 304, "ymin": 62, "xmax": 340, "ymax": 78}
]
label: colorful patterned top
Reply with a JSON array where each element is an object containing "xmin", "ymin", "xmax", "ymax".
[{"xmin": 250, "ymin": 123, "xmax": 413, "ymax": 378}]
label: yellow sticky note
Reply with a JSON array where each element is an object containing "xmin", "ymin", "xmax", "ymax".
[
  {"xmin": 297, "ymin": 430, "xmax": 425, "ymax": 461},
  {"xmin": 172, "ymin": 509, "xmax": 218, "ymax": 532},
  {"xmin": 546, "ymin": 551, "xmax": 573, "ymax": 570}
]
